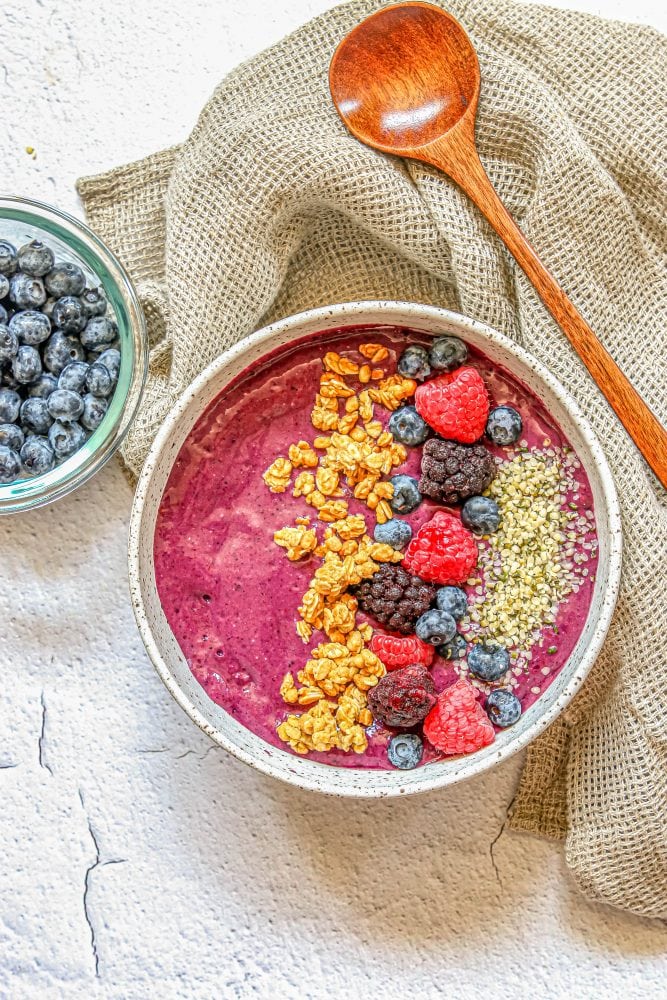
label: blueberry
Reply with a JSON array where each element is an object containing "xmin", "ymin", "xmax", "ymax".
[
  {"xmin": 17, "ymin": 240, "xmax": 55, "ymax": 277},
  {"xmin": 80, "ymin": 287, "xmax": 107, "ymax": 318},
  {"xmin": 389, "ymin": 474, "xmax": 422, "ymax": 514},
  {"xmin": 461, "ymin": 495, "xmax": 501, "ymax": 534},
  {"xmin": 373, "ymin": 518, "xmax": 412, "ymax": 549},
  {"xmin": 486, "ymin": 406, "xmax": 522, "ymax": 446},
  {"xmin": 42, "ymin": 296, "xmax": 57, "ymax": 321},
  {"xmin": 0, "ymin": 241, "xmax": 18, "ymax": 275},
  {"xmin": 436, "ymin": 632, "xmax": 467, "ymax": 661},
  {"xmin": 8, "ymin": 309, "xmax": 51, "ymax": 346},
  {"xmin": 21, "ymin": 435, "xmax": 55, "ymax": 476},
  {"xmin": 28, "ymin": 373, "xmax": 58, "ymax": 399},
  {"xmin": 59, "ymin": 362, "xmax": 89, "ymax": 394},
  {"xmin": 85, "ymin": 362, "xmax": 113, "ymax": 398},
  {"xmin": 80, "ymin": 393, "xmax": 108, "ymax": 432},
  {"xmin": 0, "ymin": 274, "xmax": 9, "ymax": 298},
  {"xmin": 0, "ymin": 445, "xmax": 21, "ymax": 483},
  {"xmin": 52, "ymin": 295, "xmax": 86, "ymax": 334},
  {"xmin": 45, "ymin": 261, "xmax": 86, "ymax": 297},
  {"xmin": 43, "ymin": 331, "xmax": 86, "ymax": 374},
  {"xmin": 435, "ymin": 586, "xmax": 468, "ymax": 620},
  {"xmin": 48, "ymin": 419, "xmax": 86, "ymax": 459},
  {"xmin": 12, "ymin": 345, "xmax": 42, "ymax": 384},
  {"xmin": 95, "ymin": 348, "xmax": 120, "ymax": 382},
  {"xmin": 388, "ymin": 405, "xmax": 429, "ymax": 446},
  {"xmin": 9, "ymin": 272, "xmax": 47, "ymax": 309},
  {"xmin": 87, "ymin": 341, "xmax": 120, "ymax": 366},
  {"xmin": 397, "ymin": 344, "xmax": 431, "ymax": 381},
  {"xmin": 47, "ymin": 389, "xmax": 84, "ymax": 423},
  {"xmin": 20, "ymin": 397, "xmax": 53, "ymax": 435},
  {"xmin": 415, "ymin": 608, "xmax": 457, "ymax": 645},
  {"xmin": 0, "ymin": 423, "xmax": 24, "ymax": 451},
  {"xmin": 387, "ymin": 733, "xmax": 423, "ymax": 770},
  {"xmin": 80, "ymin": 316, "xmax": 118, "ymax": 351},
  {"xmin": 468, "ymin": 643, "xmax": 510, "ymax": 681},
  {"xmin": 428, "ymin": 335, "xmax": 468, "ymax": 372},
  {"xmin": 0, "ymin": 325, "xmax": 19, "ymax": 362},
  {"xmin": 485, "ymin": 689, "xmax": 522, "ymax": 727},
  {"xmin": 0, "ymin": 303, "xmax": 7, "ymax": 326}
]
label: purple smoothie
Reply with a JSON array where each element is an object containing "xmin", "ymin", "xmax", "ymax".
[{"xmin": 154, "ymin": 326, "xmax": 597, "ymax": 768}]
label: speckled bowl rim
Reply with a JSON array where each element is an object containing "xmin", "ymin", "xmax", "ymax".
[{"xmin": 128, "ymin": 301, "xmax": 622, "ymax": 797}]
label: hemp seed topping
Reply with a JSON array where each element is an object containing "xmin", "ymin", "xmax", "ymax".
[{"xmin": 458, "ymin": 447, "xmax": 597, "ymax": 688}]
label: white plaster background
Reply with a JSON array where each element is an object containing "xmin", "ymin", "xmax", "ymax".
[{"xmin": 1, "ymin": 0, "xmax": 665, "ymax": 996}]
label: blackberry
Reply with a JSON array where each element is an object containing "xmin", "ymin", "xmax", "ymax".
[
  {"xmin": 419, "ymin": 438, "xmax": 496, "ymax": 504},
  {"xmin": 355, "ymin": 563, "xmax": 436, "ymax": 634},
  {"xmin": 368, "ymin": 664, "xmax": 436, "ymax": 728}
]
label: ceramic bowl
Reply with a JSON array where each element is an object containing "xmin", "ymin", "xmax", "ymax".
[{"xmin": 128, "ymin": 301, "xmax": 622, "ymax": 797}]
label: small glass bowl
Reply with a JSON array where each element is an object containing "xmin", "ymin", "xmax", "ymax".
[{"xmin": 0, "ymin": 195, "xmax": 147, "ymax": 514}]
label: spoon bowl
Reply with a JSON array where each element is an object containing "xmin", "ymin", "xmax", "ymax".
[
  {"xmin": 330, "ymin": 2, "xmax": 667, "ymax": 487},
  {"xmin": 330, "ymin": 2, "xmax": 479, "ymax": 152}
]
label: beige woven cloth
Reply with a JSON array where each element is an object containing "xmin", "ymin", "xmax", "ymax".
[{"xmin": 77, "ymin": 0, "xmax": 667, "ymax": 918}]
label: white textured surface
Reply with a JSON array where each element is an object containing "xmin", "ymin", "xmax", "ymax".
[{"xmin": 1, "ymin": 1, "xmax": 666, "ymax": 997}]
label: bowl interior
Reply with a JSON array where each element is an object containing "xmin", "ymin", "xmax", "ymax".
[
  {"xmin": 130, "ymin": 302, "xmax": 621, "ymax": 797},
  {"xmin": 0, "ymin": 196, "xmax": 146, "ymax": 513}
]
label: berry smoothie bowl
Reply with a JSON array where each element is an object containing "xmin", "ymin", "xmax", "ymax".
[{"xmin": 129, "ymin": 302, "xmax": 621, "ymax": 797}]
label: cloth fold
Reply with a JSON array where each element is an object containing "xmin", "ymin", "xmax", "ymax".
[{"xmin": 77, "ymin": 0, "xmax": 667, "ymax": 918}]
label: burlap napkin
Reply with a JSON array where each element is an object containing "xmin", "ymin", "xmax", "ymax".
[{"xmin": 77, "ymin": 0, "xmax": 667, "ymax": 918}]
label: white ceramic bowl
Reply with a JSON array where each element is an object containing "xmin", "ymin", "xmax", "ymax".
[{"xmin": 128, "ymin": 301, "xmax": 622, "ymax": 797}]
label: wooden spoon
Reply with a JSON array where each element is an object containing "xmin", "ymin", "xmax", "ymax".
[{"xmin": 329, "ymin": 1, "xmax": 667, "ymax": 487}]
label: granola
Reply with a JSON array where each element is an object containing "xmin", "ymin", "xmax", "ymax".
[{"xmin": 263, "ymin": 342, "xmax": 410, "ymax": 755}]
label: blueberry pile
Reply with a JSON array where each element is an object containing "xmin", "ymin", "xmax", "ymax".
[{"xmin": 0, "ymin": 238, "xmax": 120, "ymax": 484}]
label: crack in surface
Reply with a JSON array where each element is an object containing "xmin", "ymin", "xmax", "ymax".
[
  {"xmin": 0, "ymin": 763, "xmax": 18, "ymax": 769},
  {"xmin": 177, "ymin": 745, "xmax": 218, "ymax": 760},
  {"xmin": 137, "ymin": 745, "xmax": 218, "ymax": 760},
  {"xmin": 78, "ymin": 790, "xmax": 126, "ymax": 979},
  {"xmin": 489, "ymin": 795, "xmax": 516, "ymax": 888},
  {"xmin": 79, "ymin": 789, "xmax": 101, "ymax": 979},
  {"xmin": 38, "ymin": 691, "xmax": 53, "ymax": 776}
]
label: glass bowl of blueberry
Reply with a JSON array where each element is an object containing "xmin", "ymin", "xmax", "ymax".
[{"xmin": 0, "ymin": 196, "xmax": 147, "ymax": 513}]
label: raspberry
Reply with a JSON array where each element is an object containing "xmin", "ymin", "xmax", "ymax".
[
  {"xmin": 423, "ymin": 678, "xmax": 495, "ymax": 755},
  {"xmin": 415, "ymin": 366, "xmax": 489, "ymax": 443},
  {"xmin": 368, "ymin": 664, "xmax": 437, "ymax": 728},
  {"xmin": 355, "ymin": 564, "xmax": 437, "ymax": 634},
  {"xmin": 369, "ymin": 632, "xmax": 435, "ymax": 670},
  {"xmin": 419, "ymin": 438, "xmax": 496, "ymax": 504},
  {"xmin": 403, "ymin": 511, "xmax": 477, "ymax": 585}
]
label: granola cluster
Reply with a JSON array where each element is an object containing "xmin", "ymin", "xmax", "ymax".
[{"xmin": 264, "ymin": 343, "xmax": 414, "ymax": 755}]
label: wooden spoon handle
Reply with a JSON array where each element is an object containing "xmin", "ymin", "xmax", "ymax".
[{"xmin": 426, "ymin": 141, "xmax": 667, "ymax": 488}]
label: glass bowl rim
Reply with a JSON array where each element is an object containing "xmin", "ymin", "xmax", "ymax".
[{"xmin": 0, "ymin": 194, "xmax": 148, "ymax": 514}]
